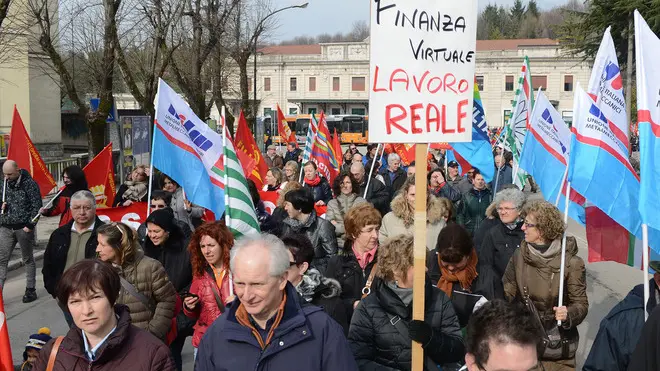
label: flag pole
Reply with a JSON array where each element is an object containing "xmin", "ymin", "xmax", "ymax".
[
  {"xmin": 557, "ymin": 180, "xmax": 571, "ymax": 326},
  {"xmin": 222, "ymin": 106, "xmax": 230, "ymax": 227},
  {"xmin": 146, "ymin": 104, "xmax": 158, "ymax": 217},
  {"xmin": 363, "ymin": 143, "xmax": 381, "ymax": 199},
  {"xmin": 1, "ymin": 178, "xmax": 6, "ymax": 215},
  {"xmin": 643, "ymin": 224, "xmax": 650, "ymax": 321},
  {"xmin": 555, "ymin": 167, "xmax": 569, "ymax": 207},
  {"xmin": 30, "ymin": 188, "xmax": 64, "ymax": 224},
  {"xmin": 411, "ymin": 143, "xmax": 428, "ymax": 370}
]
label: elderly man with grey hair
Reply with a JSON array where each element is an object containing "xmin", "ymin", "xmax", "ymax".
[
  {"xmin": 350, "ymin": 161, "xmax": 390, "ymax": 215},
  {"xmin": 42, "ymin": 190, "xmax": 104, "ymax": 326},
  {"xmin": 196, "ymin": 233, "xmax": 358, "ymax": 371},
  {"xmin": 379, "ymin": 152, "xmax": 407, "ymax": 197},
  {"xmin": 0, "ymin": 160, "xmax": 42, "ymax": 302},
  {"xmin": 477, "ymin": 187, "xmax": 526, "ymax": 299}
]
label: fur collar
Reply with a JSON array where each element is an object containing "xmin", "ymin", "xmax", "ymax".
[{"xmin": 389, "ymin": 192, "xmax": 444, "ymax": 227}]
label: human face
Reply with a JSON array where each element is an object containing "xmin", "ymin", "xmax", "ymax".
[
  {"xmin": 233, "ymin": 247, "xmax": 288, "ymax": 323},
  {"xmin": 440, "ymin": 255, "xmax": 469, "ymax": 274},
  {"xmin": 430, "ymin": 171, "xmax": 445, "ymax": 188},
  {"xmin": 287, "ymin": 144, "xmax": 294, "ymax": 152},
  {"xmin": 147, "ymin": 223, "xmax": 169, "ymax": 246},
  {"xmin": 467, "ymin": 169, "xmax": 475, "ymax": 180},
  {"xmin": 448, "ymin": 166, "xmax": 459, "ymax": 178},
  {"xmin": 407, "ymin": 166, "xmax": 416, "ymax": 178},
  {"xmin": 388, "ymin": 159, "xmax": 401, "ymax": 172},
  {"xmin": 465, "ymin": 342, "xmax": 539, "ymax": 371},
  {"xmin": 522, "ymin": 214, "xmax": 546, "ymax": 245},
  {"xmin": 67, "ymin": 288, "xmax": 117, "ymax": 340},
  {"xmin": 284, "ymin": 201, "xmax": 301, "ymax": 219},
  {"xmin": 95, "ymin": 233, "xmax": 119, "ymax": 264},
  {"xmin": 267, "ymin": 148, "xmax": 276, "ymax": 157},
  {"xmin": 344, "ymin": 152, "xmax": 353, "ymax": 162},
  {"xmin": 353, "ymin": 224, "xmax": 379, "ymax": 252},
  {"xmin": 494, "ymin": 155, "xmax": 504, "ymax": 168},
  {"xmin": 304, "ymin": 165, "xmax": 316, "ymax": 180},
  {"xmin": 71, "ymin": 199, "xmax": 95, "ymax": 226},
  {"xmin": 200, "ymin": 235, "xmax": 223, "ymax": 267},
  {"xmin": 26, "ymin": 349, "xmax": 40, "ymax": 365},
  {"xmin": 369, "ymin": 147, "xmax": 378, "ymax": 157},
  {"xmin": 266, "ymin": 171, "xmax": 278, "ymax": 187},
  {"xmin": 150, "ymin": 199, "xmax": 167, "ymax": 212},
  {"xmin": 286, "ymin": 250, "xmax": 309, "ymax": 286},
  {"xmin": 131, "ymin": 168, "xmax": 147, "ymax": 182},
  {"xmin": 284, "ymin": 166, "xmax": 295, "ymax": 180},
  {"xmin": 473, "ymin": 174, "xmax": 486, "ymax": 190},
  {"xmin": 162, "ymin": 178, "xmax": 178, "ymax": 192},
  {"xmin": 352, "ymin": 154, "xmax": 362, "ymax": 164},
  {"xmin": 63, "ymin": 173, "xmax": 72, "ymax": 185},
  {"xmin": 350, "ymin": 168, "xmax": 365, "ymax": 183},
  {"xmin": 349, "ymin": 145, "xmax": 357, "ymax": 154},
  {"xmin": 406, "ymin": 185, "xmax": 416, "ymax": 205},
  {"xmin": 3, "ymin": 166, "xmax": 19, "ymax": 181},
  {"xmin": 340, "ymin": 176, "xmax": 353, "ymax": 195},
  {"xmin": 497, "ymin": 201, "xmax": 520, "ymax": 224}
]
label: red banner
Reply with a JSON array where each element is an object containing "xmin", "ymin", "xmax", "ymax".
[
  {"xmin": 96, "ymin": 202, "xmax": 147, "ymax": 231},
  {"xmin": 83, "ymin": 143, "xmax": 116, "ymax": 208},
  {"xmin": 234, "ymin": 111, "xmax": 269, "ymax": 188},
  {"xmin": 7, "ymin": 105, "xmax": 57, "ymax": 196},
  {"xmin": 0, "ymin": 290, "xmax": 12, "ymax": 371},
  {"xmin": 277, "ymin": 105, "xmax": 297, "ymax": 146},
  {"xmin": 332, "ymin": 128, "xmax": 343, "ymax": 168},
  {"xmin": 259, "ymin": 191, "xmax": 326, "ymax": 218}
]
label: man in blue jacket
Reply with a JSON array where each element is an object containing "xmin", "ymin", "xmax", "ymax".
[{"xmin": 196, "ymin": 233, "xmax": 358, "ymax": 371}]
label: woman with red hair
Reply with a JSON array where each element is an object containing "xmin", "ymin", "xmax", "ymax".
[{"xmin": 183, "ymin": 221, "xmax": 235, "ymax": 356}]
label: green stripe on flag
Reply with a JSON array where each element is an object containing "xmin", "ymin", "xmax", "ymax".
[{"xmin": 627, "ymin": 233, "xmax": 636, "ymax": 267}]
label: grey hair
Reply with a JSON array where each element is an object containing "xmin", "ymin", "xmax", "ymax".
[
  {"xmin": 388, "ymin": 153, "xmax": 401, "ymax": 165},
  {"xmin": 285, "ymin": 160, "xmax": 299, "ymax": 172},
  {"xmin": 230, "ymin": 233, "xmax": 290, "ymax": 277},
  {"xmin": 493, "ymin": 188, "xmax": 526, "ymax": 211},
  {"xmin": 350, "ymin": 162, "xmax": 365, "ymax": 172},
  {"xmin": 70, "ymin": 190, "xmax": 96, "ymax": 210}
]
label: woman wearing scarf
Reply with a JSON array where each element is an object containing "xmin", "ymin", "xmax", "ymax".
[
  {"xmin": 427, "ymin": 224, "xmax": 495, "ymax": 328},
  {"xmin": 113, "ymin": 165, "xmax": 150, "ymax": 207},
  {"xmin": 262, "ymin": 167, "xmax": 286, "ymax": 192},
  {"xmin": 40, "ymin": 165, "xmax": 88, "ymax": 226},
  {"xmin": 301, "ymin": 161, "xmax": 332, "ymax": 206}
]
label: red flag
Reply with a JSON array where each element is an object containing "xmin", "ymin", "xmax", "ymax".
[
  {"xmin": 7, "ymin": 106, "xmax": 56, "ymax": 196},
  {"xmin": 310, "ymin": 112, "xmax": 340, "ymax": 185},
  {"xmin": 96, "ymin": 202, "xmax": 147, "ymax": 230},
  {"xmin": 332, "ymin": 128, "xmax": 343, "ymax": 168},
  {"xmin": 83, "ymin": 143, "xmax": 116, "ymax": 208},
  {"xmin": 0, "ymin": 291, "xmax": 13, "ymax": 371},
  {"xmin": 277, "ymin": 105, "xmax": 297, "ymax": 147},
  {"xmin": 384, "ymin": 144, "xmax": 415, "ymax": 166},
  {"xmin": 586, "ymin": 206, "xmax": 635, "ymax": 265},
  {"xmin": 429, "ymin": 143, "xmax": 451, "ymax": 150},
  {"xmin": 234, "ymin": 111, "xmax": 269, "ymax": 188}
]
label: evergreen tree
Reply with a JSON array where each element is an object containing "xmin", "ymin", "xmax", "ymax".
[{"xmin": 527, "ymin": 0, "xmax": 539, "ymax": 18}]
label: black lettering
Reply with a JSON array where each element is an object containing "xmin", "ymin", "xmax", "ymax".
[
  {"xmin": 465, "ymin": 51, "xmax": 474, "ymax": 63},
  {"xmin": 410, "ymin": 38, "xmax": 424, "ymax": 59},
  {"xmin": 443, "ymin": 14, "xmax": 453, "ymax": 31},
  {"xmin": 374, "ymin": 0, "xmax": 396, "ymax": 25},
  {"xmin": 455, "ymin": 17, "xmax": 466, "ymax": 32},
  {"xmin": 419, "ymin": 11, "xmax": 429, "ymax": 31},
  {"xmin": 430, "ymin": 12, "xmax": 440, "ymax": 32},
  {"xmin": 401, "ymin": 9, "xmax": 417, "ymax": 28}
]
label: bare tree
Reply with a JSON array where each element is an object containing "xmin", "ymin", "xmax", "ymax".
[{"xmin": 0, "ymin": 0, "xmax": 11, "ymax": 31}]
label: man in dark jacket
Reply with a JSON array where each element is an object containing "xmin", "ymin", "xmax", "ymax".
[
  {"xmin": 447, "ymin": 161, "xmax": 472, "ymax": 194},
  {"xmin": 627, "ymin": 292, "xmax": 660, "ymax": 371},
  {"xmin": 283, "ymin": 142, "xmax": 302, "ymax": 164},
  {"xmin": 584, "ymin": 277, "xmax": 659, "ymax": 371},
  {"xmin": 42, "ymin": 190, "xmax": 104, "ymax": 325},
  {"xmin": 196, "ymin": 234, "xmax": 358, "ymax": 371},
  {"xmin": 428, "ymin": 168, "xmax": 462, "ymax": 203},
  {"xmin": 380, "ymin": 153, "xmax": 407, "ymax": 197},
  {"xmin": 457, "ymin": 173, "xmax": 493, "ymax": 236},
  {"xmin": 351, "ymin": 162, "xmax": 389, "ymax": 215},
  {"xmin": 0, "ymin": 161, "xmax": 43, "ymax": 302},
  {"xmin": 490, "ymin": 155, "xmax": 513, "ymax": 193}
]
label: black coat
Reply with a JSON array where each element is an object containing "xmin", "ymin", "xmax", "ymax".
[
  {"xmin": 279, "ymin": 211, "xmax": 337, "ymax": 274},
  {"xmin": 478, "ymin": 220, "xmax": 524, "ymax": 299},
  {"xmin": 297, "ymin": 272, "xmax": 350, "ymax": 336},
  {"xmin": 143, "ymin": 226, "xmax": 192, "ymax": 294},
  {"xmin": 42, "ymin": 217, "xmax": 105, "ymax": 297},
  {"xmin": 283, "ymin": 148, "xmax": 302, "ymax": 163},
  {"xmin": 348, "ymin": 279, "xmax": 465, "ymax": 370},
  {"xmin": 303, "ymin": 177, "xmax": 333, "ymax": 204},
  {"xmin": 628, "ymin": 301, "xmax": 660, "ymax": 371},
  {"xmin": 325, "ymin": 247, "xmax": 378, "ymax": 321},
  {"xmin": 358, "ymin": 178, "xmax": 390, "ymax": 215},
  {"xmin": 430, "ymin": 183, "xmax": 462, "ymax": 203},
  {"xmin": 137, "ymin": 219, "xmax": 191, "ymax": 248},
  {"xmin": 380, "ymin": 168, "xmax": 407, "ymax": 197}
]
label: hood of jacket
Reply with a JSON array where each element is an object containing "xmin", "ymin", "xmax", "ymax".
[
  {"xmin": 484, "ymin": 201, "xmax": 499, "ymax": 219},
  {"xmin": 296, "ymin": 268, "xmax": 342, "ymax": 302},
  {"xmin": 8, "ymin": 168, "xmax": 32, "ymax": 188},
  {"xmin": 521, "ymin": 236, "xmax": 579, "ymax": 270},
  {"xmin": 390, "ymin": 192, "xmax": 444, "ymax": 227}
]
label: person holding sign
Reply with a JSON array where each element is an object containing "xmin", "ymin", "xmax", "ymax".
[
  {"xmin": 348, "ymin": 234, "xmax": 465, "ymax": 370},
  {"xmin": 502, "ymin": 201, "xmax": 588, "ymax": 370}
]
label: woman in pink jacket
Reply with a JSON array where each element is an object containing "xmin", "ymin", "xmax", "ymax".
[{"xmin": 183, "ymin": 221, "xmax": 235, "ymax": 356}]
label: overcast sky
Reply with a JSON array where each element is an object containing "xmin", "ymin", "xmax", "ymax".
[{"xmin": 269, "ymin": 0, "xmax": 571, "ymax": 42}]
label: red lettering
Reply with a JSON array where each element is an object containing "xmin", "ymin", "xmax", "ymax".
[
  {"xmin": 410, "ymin": 103, "xmax": 424, "ymax": 134},
  {"xmin": 444, "ymin": 74, "xmax": 457, "ymax": 94},
  {"xmin": 427, "ymin": 77, "xmax": 442, "ymax": 94},
  {"xmin": 442, "ymin": 103, "xmax": 455, "ymax": 134},
  {"xmin": 390, "ymin": 69, "xmax": 410, "ymax": 91},
  {"xmin": 458, "ymin": 79, "xmax": 469, "ymax": 93},
  {"xmin": 412, "ymin": 71, "xmax": 430, "ymax": 93},
  {"xmin": 372, "ymin": 65, "xmax": 387, "ymax": 92},
  {"xmin": 457, "ymin": 99, "xmax": 469, "ymax": 133},
  {"xmin": 426, "ymin": 104, "xmax": 440, "ymax": 132},
  {"xmin": 385, "ymin": 104, "xmax": 408, "ymax": 134}
]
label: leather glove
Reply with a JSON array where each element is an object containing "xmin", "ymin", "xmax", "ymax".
[{"xmin": 408, "ymin": 320, "xmax": 433, "ymax": 347}]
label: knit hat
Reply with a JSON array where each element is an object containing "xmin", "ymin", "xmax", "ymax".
[
  {"xmin": 145, "ymin": 208, "xmax": 177, "ymax": 233},
  {"xmin": 24, "ymin": 328, "xmax": 52, "ymax": 360}
]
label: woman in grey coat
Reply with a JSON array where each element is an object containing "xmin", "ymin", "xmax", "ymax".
[{"xmin": 326, "ymin": 173, "xmax": 367, "ymax": 248}]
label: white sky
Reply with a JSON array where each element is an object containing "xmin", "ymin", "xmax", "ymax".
[{"xmin": 269, "ymin": 0, "xmax": 570, "ymax": 42}]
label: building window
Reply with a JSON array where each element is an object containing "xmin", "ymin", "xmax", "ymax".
[
  {"xmin": 351, "ymin": 108, "xmax": 366, "ymax": 115},
  {"xmin": 333, "ymin": 77, "xmax": 340, "ymax": 91},
  {"xmin": 476, "ymin": 75, "xmax": 484, "ymax": 91},
  {"xmin": 264, "ymin": 77, "xmax": 271, "ymax": 92},
  {"xmin": 352, "ymin": 77, "xmax": 366, "ymax": 91},
  {"xmin": 564, "ymin": 75, "xmax": 573, "ymax": 92},
  {"xmin": 248, "ymin": 77, "xmax": 252, "ymax": 92},
  {"xmin": 309, "ymin": 77, "xmax": 316, "ymax": 92},
  {"xmin": 288, "ymin": 107, "xmax": 298, "ymax": 115},
  {"xmin": 308, "ymin": 108, "xmax": 317, "ymax": 114},
  {"xmin": 331, "ymin": 108, "xmax": 341, "ymax": 115},
  {"xmin": 505, "ymin": 75, "xmax": 514, "ymax": 91},
  {"xmin": 290, "ymin": 77, "xmax": 297, "ymax": 91},
  {"xmin": 562, "ymin": 111, "xmax": 573, "ymax": 127},
  {"xmin": 532, "ymin": 75, "xmax": 547, "ymax": 91},
  {"xmin": 504, "ymin": 110, "xmax": 512, "ymax": 126}
]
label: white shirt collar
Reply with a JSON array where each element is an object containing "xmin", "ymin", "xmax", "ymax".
[{"xmin": 72, "ymin": 221, "xmax": 95, "ymax": 232}]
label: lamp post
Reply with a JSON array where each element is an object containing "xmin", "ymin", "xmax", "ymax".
[{"xmin": 253, "ymin": 2, "xmax": 308, "ymax": 126}]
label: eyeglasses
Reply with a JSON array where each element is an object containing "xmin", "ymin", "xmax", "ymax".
[
  {"xmin": 477, "ymin": 362, "xmax": 545, "ymax": 371},
  {"xmin": 497, "ymin": 207, "xmax": 517, "ymax": 213}
]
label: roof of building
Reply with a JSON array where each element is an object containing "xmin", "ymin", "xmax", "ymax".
[{"xmin": 259, "ymin": 38, "xmax": 559, "ymax": 56}]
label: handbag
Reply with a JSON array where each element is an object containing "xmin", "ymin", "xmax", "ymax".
[
  {"xmin": 521, "ymin": 264, "xmax": 579, "ymax": 360},
  {"xmin": 361, "ymin": 263, "xmax": 378, "ymax": 299},
  {"xmin": 46, "ymin": 336, "xmax": 64, "ymax": 371}
]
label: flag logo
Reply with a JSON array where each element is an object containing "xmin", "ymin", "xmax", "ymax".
[
  {"xmin": 167, "ymin": 105, "xmax": 214, "ymax": 152},
  {"xmin": 541, "ymin": 109, "xmax": 567, "ymax": 154},
  {"xmin": 604, "ymin": 62, "xmax": 623, "ymax": 91}
]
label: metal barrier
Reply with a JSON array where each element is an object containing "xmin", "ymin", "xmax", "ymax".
[{"xmin": 0, "ymin": 153, "xmax": 90, "ymax": 188}]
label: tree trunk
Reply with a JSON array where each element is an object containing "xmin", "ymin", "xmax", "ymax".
[{"xmin": 238, "ymin": 54, "xmax": 250, "ymax": 119}]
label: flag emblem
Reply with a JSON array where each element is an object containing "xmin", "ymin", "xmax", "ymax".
[{"xmin": 604, "ymin": 62, "xmax": 623, "ymax": 91}]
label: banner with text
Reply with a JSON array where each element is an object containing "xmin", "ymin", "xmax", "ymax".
[
  {"xmin": 369, "ymin": 0, "xmax": 478, "ymax": 143},
  {"xmin": 96, "ymin": 202, "xmax": 147, "ymax": 231}
]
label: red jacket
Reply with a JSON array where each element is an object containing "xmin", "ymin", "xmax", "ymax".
[
  {"xmin": 43, "ymin": 195, "xmax": 72, "ymax": 227},
  {"xmin": 184, "ymin": 267, "xmax": 232, "ymax": 347}
]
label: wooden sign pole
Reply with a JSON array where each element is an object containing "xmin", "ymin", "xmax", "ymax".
[{"xmin": 412, "ymin": 143, "xmax": 428, "ymax": 370}]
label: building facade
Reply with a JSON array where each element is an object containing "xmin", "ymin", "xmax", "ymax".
[{"xmin": 249, "ymin": 38, "xmax": 591, "ymax": 128}]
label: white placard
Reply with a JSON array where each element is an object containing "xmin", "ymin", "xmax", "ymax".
[{"xmin": 369, "ymin": 1, "xmax": 478, "ymax": 143}]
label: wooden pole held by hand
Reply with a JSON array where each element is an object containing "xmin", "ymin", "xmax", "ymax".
[{"xmin": 412, "ymin": 143, "xmax": 428, "ymax": 371}]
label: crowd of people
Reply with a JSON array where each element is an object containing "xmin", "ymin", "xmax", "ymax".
[{"xmin": 0, "ymin": 141, "xmax": 658, "ymax": 371}]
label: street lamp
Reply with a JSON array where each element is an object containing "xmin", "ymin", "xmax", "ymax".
[{"xmin": 253, "ymin": 2, "xmax": 309, "ymax": 127}]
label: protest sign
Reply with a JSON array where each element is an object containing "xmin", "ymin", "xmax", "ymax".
[{"xmin": 369, "ymin": 0, "xmax": 478, "ymax": 143}]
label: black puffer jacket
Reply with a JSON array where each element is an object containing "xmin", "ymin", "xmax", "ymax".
[
  {"xmin": 478, "ymin": 220, "xmax": 524, "ymax": 299},
  {"xmin": 303, "ymin": 176, "xmax": 333, "ymax": 204},
  {"xmin": 280, "ymin": 210, "xmax": 337, "ymax": 274},
  {"xmin": 348, "ymin": 279, "xmax": 465, "ymax": 370},
  {"xmin": 325, "ymin": 246, "xmax": 378, "ymax": 321},
  {"xmin": 143, "ymin": 224, "xmax": 192, "ymax": 294},
  {"xmin": 358, "ymin": 178, "xmax": 390, "ymax": 215}
]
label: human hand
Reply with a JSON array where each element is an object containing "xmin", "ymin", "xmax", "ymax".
[
  {"xmin": 184, "ymin": 296, "xmax": 199, "ymax": 310},
  {"xmin": 409, "ymin": 320, "xmax": 433, "ymax": 346},
  {"xmin": 184, "ymin": 199, "xmax": 193, "ymax": 211},
  {"xmin": 553, "ymin": 306, "xmax": 568, "ymax": 322},
  {"xmin": 23, "ymin": 226, "xmax": 32, "ymax": 233},
  {"xmin": 122, "ymin": 200, "xmax": 133, "ymax": 207},
  {"xmin": 315, "ymin": 200, "xmax": 325, "ymax": 206},
  {"xmin": 39, "ymin": 207, "xmax": 47, "ymax": 215}
]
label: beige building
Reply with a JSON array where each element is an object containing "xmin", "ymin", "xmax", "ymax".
[
  {"xmin": 248, "ymin": 38, "xmax": 591, "ymax": 128},
  {"xmin": 0, "ymin": 0, "xmax": 62, "ymax": 158}
]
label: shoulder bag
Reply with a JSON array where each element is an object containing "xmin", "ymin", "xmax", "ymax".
[
  {"xmin": 46, "ymin": 336, "xmax": 64, "ymax": 371},
  {"xmin": 361, "ymin": 263, "xmax": 378, "ymax": 299}
]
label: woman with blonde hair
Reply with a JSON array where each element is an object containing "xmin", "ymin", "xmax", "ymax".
[
  {"xmin": 95, "ymin": 222, "xmax": 177, "ymax": 342},
  {"xmin": 270, "ymin": 181, "xmax": 303, "ymax": 231},
  {"xmin": 283, "ymin": 161, "xmax": 299, "ymax": 182},
  {"xmin": 263, "ymin": 167, "xmax": 286, "ymax": 191}
]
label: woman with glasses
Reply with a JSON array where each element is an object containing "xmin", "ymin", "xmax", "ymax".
[
  {"xmin": 40, "ymin": 165, "xmax": 88, "ymax": 226},
  {"xmin": 95, "ymin": 222, "xmax": 177, "ymax": 342},
  {"xmin": 112, "ymin": 165, "xmax": 149, "ymax": 207},
  {"xmin": 503, "ymin": 201, "xmax": 588, "ymax": 370},
  {"xmin": 326, "ymin": 173, "xmax": 367, "ymax": 248},
  {"xmin": 478, "ymin": 187, "xmax": 526, "ymax": 298},
  {"xmin": 283, "ymin": 161, "xmax": 299, "ymax": 182}
]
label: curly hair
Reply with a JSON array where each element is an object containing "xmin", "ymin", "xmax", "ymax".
[
  {"xmin": 344, "ymin": 203, "xmax": 382, "ymax": 241},
  {"xmin": 332, "ymin": 172, "xmax": 359, "ymax": 196},
  {"xmin": 188, "ymin": 221, "xmax": 234, "ymax": 277},
  {"xmin": 523, "ymin": 200, "xmax": 565, "ymax": 241},
  {"xmin": 277, "ymin": 181, "xmax": 302, "ymax": 207},
  {"xmin": 493, "ymin": 187, "xmax": 526, "ymax": 210},
  {"xmin": 436, "ymin": 197, "xmax": 453, "ymax": 221},
  {"xmin": 377, "ymin": 234, "xmax": 414, "ymax": 282},
  {"xmin": 97, "ymin": 222, "xmax": 140, "ymax": 266}
]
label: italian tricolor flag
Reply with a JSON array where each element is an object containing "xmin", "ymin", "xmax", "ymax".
[{"xmin": 586, "ymin": 206, "xmax": 645, "ymax": 267}]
